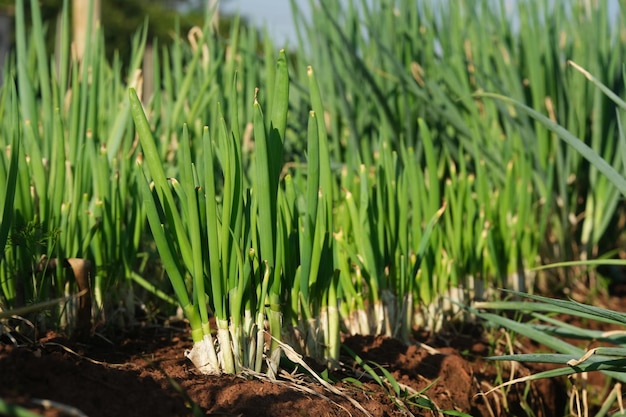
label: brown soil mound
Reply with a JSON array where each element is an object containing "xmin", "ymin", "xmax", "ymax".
[{"xmin": 0, "ymin": 321, "xmax": 568, "ymax": 417}]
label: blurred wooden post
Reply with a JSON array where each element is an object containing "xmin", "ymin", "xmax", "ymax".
[{"xmin": 73, "ymin": 0, "xmax": 101, "ymax": 61}]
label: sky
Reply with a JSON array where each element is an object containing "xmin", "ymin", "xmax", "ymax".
[
  {"xmin": 220, "ymin": 0, "xmax": 310, "ymax": 47},
  {"xmin": 219, "ymin": 0, "xmax": 621, "ymax": 47}
]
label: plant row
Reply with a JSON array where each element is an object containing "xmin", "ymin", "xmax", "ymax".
[{"xmin": 1, "ymin": 0, "xmax": 625, "ymax": 373}]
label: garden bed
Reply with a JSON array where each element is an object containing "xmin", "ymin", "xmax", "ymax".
[
  {"xmin": 3, "ymin": 0, "xmax": 626, "ymax": 415},
  {"xmin": 7, "ymin": 283, "xmax": 626, "ymax": 416},
  {"xmin": 0, "ymin": 320, "xmax": 567, "ymax": 417}
]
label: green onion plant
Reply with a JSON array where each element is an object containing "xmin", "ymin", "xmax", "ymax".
[
  {"xmin": 3, "ymin": 0, "xmax": 626, "ymax": 384},
  {"xmin": 0, "ymin": 0, "xmax": 151, "ymax": 332},
  {"xmin": 476, "ymin": 61, "xmax": 626, "ymax": 415}
]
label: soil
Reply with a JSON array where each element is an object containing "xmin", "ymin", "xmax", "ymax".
[
  {"xmin": 0, "ymin": 317, "xmax": 573, "ymax": 417},
  {"xmin": 6, "ymin": 277, "xmax": 626, "ymax": 417}
]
